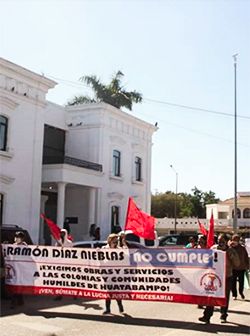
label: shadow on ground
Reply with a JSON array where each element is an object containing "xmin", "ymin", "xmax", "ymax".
[
  {"xmin": 0, "ymin": 296, "xmax": 103, "ymax": 317},
  {"xmin": 28, "ymin": 310, "xmax": 250, "ymax": 334},
  {"xmin": 1, "ymin": 296, "xmax": 249, "ymax": 335},
  {"xmin": 1, "ymin": 297, "xmax": 249, "ymax": 335}
]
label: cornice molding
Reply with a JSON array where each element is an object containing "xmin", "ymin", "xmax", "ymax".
[
  {"xmin": 0, "ymin": 174, "xmax": 15, "ymax": 184},
  {"xmin": 0, "ymin": 96, "xmax": 19, "ymax": 110}
]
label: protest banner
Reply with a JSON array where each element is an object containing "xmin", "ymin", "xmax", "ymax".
[{"xmin": 2, "ymin": 244, "xmax": 226, "ymax": 306}]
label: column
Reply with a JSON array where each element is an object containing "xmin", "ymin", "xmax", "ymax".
[
  {"xmin": 96, "ymin": 188, "xmax": 103, "ymax": 238},
  {"xmin": 39, "ymin": 195, "xmax": 48, "ymax": 244},
  {"xmin": 88, "ymin": 188, "xmax": 96, "ymax": 225},
  {"xmin": 57, "ymin": 182, "xmax": 67, "ymax": 228}
]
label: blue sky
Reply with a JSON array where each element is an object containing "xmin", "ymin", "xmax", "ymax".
[{"xmin": 1, "ymin": 0, "xmax": 249, "ymax": 200}]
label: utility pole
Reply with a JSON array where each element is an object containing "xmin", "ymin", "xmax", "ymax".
[
  {"xmin": 170, "ymin": 165, "xmax": 178, "ymax": 234},
  {"xmin": 233, "ymin": 54, "xmax": 238, "ymax": 231}
]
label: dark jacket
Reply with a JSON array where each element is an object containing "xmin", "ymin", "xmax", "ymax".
[
  {"xmin": 212, "ymin": 244, "xmax": 240, "ymax": 278},
  {"xmin": 232, "ymin": 244, "xmax": 249, "ymax": 271}
]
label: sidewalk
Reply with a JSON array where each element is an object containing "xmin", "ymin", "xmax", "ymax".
[{"xmin": 1, "ymin": 289, "xmax": 249, "ymax": 336}]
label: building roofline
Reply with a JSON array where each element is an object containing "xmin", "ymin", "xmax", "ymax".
[
  {"xmin": 66, "ymin": 102, "xmax": 158, "ymax": 132},
  {"xmin": 0, "ymin": 57, "xmax": 57, "ymax": 89}
]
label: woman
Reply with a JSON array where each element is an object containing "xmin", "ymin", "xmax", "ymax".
[
  {"xmin": 56, "ymin": 229, "xmax": 73, "ymax": 247},
  {"xmin": 102, "ymin": 233, "xmax": 125, "ymax": 315},
  {"xmin": 197, "ymin": 235, "xmax": 207, "ymax": 249}
]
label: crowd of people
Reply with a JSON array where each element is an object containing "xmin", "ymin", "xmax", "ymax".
[
  {"xmin": 185, "ymin": 233, "xmax": 249, "ymax": 324},
  {"xmin": 1, "ymin": 228, "xmax": 249, "ymax": 322}
]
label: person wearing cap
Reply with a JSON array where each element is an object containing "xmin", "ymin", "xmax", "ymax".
[
  {"xmin": 54, "ymin": 229, "xmax": 73, "ymax": 301},
  {"xmin": 56, "ymin": 229, "xmax": 73, "ymax": 247},
  {"xmin": 102, "ymin": 234, "xmax": 125, "ymax": 315},
  {"xmin": 10, "ymin": 232, "xmax": 28, "ymax": 308}
]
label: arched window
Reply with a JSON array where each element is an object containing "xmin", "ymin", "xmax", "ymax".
[
  {"xmin": 232, "ymin": 208, "xmax": 241, "ymax": 219},
  {"xmin": 0, "ymin": 115, "xmax": 8, "ymax": 151},
  {"xmin": 243, "ymin": 208, "xmax": 250, "ymax": 218}
]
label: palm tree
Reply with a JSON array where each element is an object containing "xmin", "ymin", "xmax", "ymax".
[{"xmin": 67, "ymin": 71, "xmax": 142, "ymax": 111}]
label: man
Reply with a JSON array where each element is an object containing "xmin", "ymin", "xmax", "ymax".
[
  {"xmin": 199, "ymin": 233, "xmax": 240, "ymax": 324},
  {"xmin": 230, "ymin": 234, "xmax": 249, "ymax": 300},
  {"xmin": 10, "ymin": 232, "xmax": 28, "ymax": 308}
]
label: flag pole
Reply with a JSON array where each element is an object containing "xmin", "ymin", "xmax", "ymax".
[{"xmin": 233, "ymin": 54, "xmax": 238, "ymax": 232}]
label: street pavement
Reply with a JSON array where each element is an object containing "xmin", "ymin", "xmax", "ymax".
[{"xmin": 0, "ymin": 289, "xmax": 249, "ymax": 336}]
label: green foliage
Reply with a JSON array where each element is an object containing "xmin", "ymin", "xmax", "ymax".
[
  {"xmin": 67, "ymin": 95, "xmax": 96, "ymax": 106},
  {"xmin": 67, "ymin": 71, "xmax": 142, "ymax": 110},
  {"xmin": 151, "ymin": 192, "xmax": 176, "ymax": 218},
  {"xmin": 151, "ymin": 187, "xmax": 220, "ymax": 218}
]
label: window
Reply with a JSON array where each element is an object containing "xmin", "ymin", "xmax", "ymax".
[
  {"xmin": 112, "ymin": 150, "xmax": 121, "ymax": 177},
  {"xmin": 111, "ymin": 205, "xmax": 120, "ymax": 232},
  {"xmin": 0, "ymin": 193, "xmax": 3, "ymax": 225},
  {"xmin": 135, "ymin": 156, "xmax": 142, "ymax": 181},
  {"xmin": 43, "ymin": 124, "xmax": 65, "ymax": 164},
  {"xmin": 232, "ymin": 208, "xmax": 241, "ymax": 218},
  {"xmin": 243, "ymin": 208, "xmax": 250, "ymax": 218},
  {"xmin": 0, "ymin": 115, "xmax": 8, "ymax": 151}
]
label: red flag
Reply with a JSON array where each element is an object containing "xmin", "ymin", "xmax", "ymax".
[
  {"xmin": 198, "ymin": 218, "xmax": 208, "ymax": 236},
  {"xmin": 124, "ymin": 197, "xmax": 155, "ymax": 240},
  {"xmin": 41, "ymin": 214, "xmax": 61, "ymax": 241},
  {"xmin": 206, "ymin": 212, "xmax": 214, "ymax": 248}
]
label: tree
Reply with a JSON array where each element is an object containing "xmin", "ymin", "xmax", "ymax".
[
  {"xmin": 151, "ymin": 187, "xmax": 220, "ymax": 218},
  {"xmin": 151, "ymin": 191, "xmax": 179, "ymax": 218},
  {"xmin": 179, "ymin": 193, "xmax": 194, "ymax": 217},
  {"xmin": 67, "ymin": 71, "xmax": 142, "ymax": 111},
  {"xmin": 190, "ymin": 187, "xmax": 204, "ymax": 218}
]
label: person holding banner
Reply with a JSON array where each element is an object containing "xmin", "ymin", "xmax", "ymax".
[
  {"xmin": 10, "ymin": 231, "xmax": 27, "ymax": 308},
  {"xmin": 196, "ymin": 235, "xmax": 207, "ymax": 309},
  {"xmin": 55, "ymin": 229, "xmax": 73, "ymax": 247},
  {"xmin": 185, "ymin": 236, "xmax": 197, "ymax": 248},
  {"xmin": 197, "ymin": 235, "xmax": 207, "ymax": 249},
  {"xmin": 199, "ymin": 233, "xmax": 240, "ymax": 324},
  {"xmin": 118, "ymin": 231, "xmax": 128, "ymax": 249},
  {"xmin": 102, "ymin": 234, "xmax": 125, "ymax": 315},
  {"xmin": 54, "ymin": 229, "xmax": 73, "ymax": 301}
]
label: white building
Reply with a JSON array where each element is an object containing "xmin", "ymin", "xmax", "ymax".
[
  {"xmin": 156, "ymin": 193, "xmax": 250, "ymax": 236},
  {"xmin": 206, "ymin": 192, "xmax": 250, "ymax": 229},
  {"xmin": 0, "ymin": 58, "xmax": 157, "ymax": 244}
]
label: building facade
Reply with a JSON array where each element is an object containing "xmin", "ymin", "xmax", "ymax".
[
  {"xmin": 156, "ymin": 193, "xmax": 250, "ymax": 236},
  {"xmin": 206, "ymin": 192, "xmax": 250, "ymax": 229},
  {"xmin": 0, "ymin": 58, "xmax": 157, "ymax": 244}
]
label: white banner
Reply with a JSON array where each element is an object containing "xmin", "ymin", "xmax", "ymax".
[{"xmin": 2, "ymin": 244, "xmax": 226, "ymax": 305}]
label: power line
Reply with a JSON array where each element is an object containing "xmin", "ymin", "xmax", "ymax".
[
  {"xmin": 135, "ymin": 110, "xmax": 250, "ymax": 148},
  {"xmin": 46, "ymin": 73, "xmax": 250, "ymax": 120},
  {"xmin": 46, "ymin": 73, "xmax": 249, "ymax": 147},
  {"xmin": 144, "ymin": 98, "xmax": 250, "ymax": 120}
]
